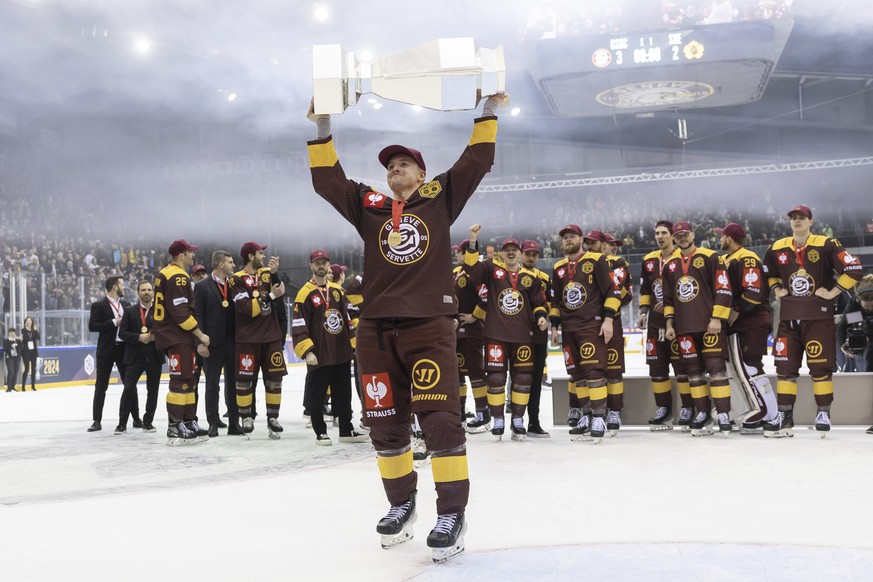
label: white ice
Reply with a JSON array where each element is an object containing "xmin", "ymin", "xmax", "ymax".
[{"xmin": 2, "ymin": 355, "xmax": 873, "ymax": 582}]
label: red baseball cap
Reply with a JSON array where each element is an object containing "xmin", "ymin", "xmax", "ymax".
[
  {"xmin": 168, "ymin": 239, "xmax": 198, "ymax": 256},
  {"xmin": 559, "ymin": 224, "xmax": 583, "ymax": 237},
  {"xmin": 309, "ymin": 249, "xmax": 330, "ymax": 262},
  {"xmin": 672, "ymin": 221, "xmax": 692, "ymax": 234},
  {"xmin": 378, "ymin": 145, "xmax": 426, "ymax": 173},
  {"xmin": 501, "ymin": 237, "xmax": 521, "ymax": 250},
  {"xmin": 787, "ymin": 205, "xmax": 812, "ymax": 219},
  {"xmin": 584, "ymin": 230, "xmax": 605, "ymax": 242},
  {"xmin": 191, "ymin": 264, "xmax": 207, "ymax": 274},
  {"xmin": 452, "ymin": 239, "xmax": 470, "ymax": 253},
  {"xmin": 240, "ymin": 241, "xmax": 267, "ymax": 260},
  {"xmin": 521, "ymin": 240, "xmax": 541, "ymax": 253},
  {"xmin": 602, "ymin": 233, "xmax": 623, "ymax": 246},
  {"xmin": 330, "ymin": 263, "xmax": 347, "ymax": 280},
  {"xmin": 715, "ymin": 222, "xmax": 746, "ymax": 240}
]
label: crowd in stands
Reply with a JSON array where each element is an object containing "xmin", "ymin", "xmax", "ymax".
[{"xmin": 3, "ymin": 151, "xmax": 870, "ymax": 345}]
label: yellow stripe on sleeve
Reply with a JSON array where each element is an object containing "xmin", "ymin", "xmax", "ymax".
[
  {"xmin": 308, "ymin": 140, "xmax": 339, "ymax": 168},
  {"xmin": 468, "ymin": 119, "xmax": 497, "ymax": 146}
]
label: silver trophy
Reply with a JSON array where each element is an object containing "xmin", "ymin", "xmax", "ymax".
[{"xmin": 312, "ymin": 38, "xmax": 505, "ymax": 114}]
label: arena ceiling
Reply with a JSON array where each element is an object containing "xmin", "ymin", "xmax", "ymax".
[{"xmin": 1, "ymin": 0, "xmax": 872, "ymax": 170}]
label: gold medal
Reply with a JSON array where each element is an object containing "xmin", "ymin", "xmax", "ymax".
[
  {"xmin": 222, "ymin": 300, "xmax": 229, "ymax": 308},
  {"xmin": 387, "ymin": 230, "xmax": 402, "ymax": 247},
  {"xmin": 252, "ymin": 290, "xmax": 260, "ymax": 298},
  {"xmin": 796, "ymin": 268, "xmax": 807, "ymax": 277},
  {"xmin": 141, "ymin": 326, "xmax": 148, "ymax": 333}
]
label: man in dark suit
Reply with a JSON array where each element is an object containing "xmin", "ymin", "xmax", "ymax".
[
  {"xmin": 115, "ymin": 280, "xmax": 165, "ymax": 434},
  {"xmin": 195, "ymin": 250, "xmax": 243, "ymax": 437},
  {"xmin": 88, "ymin": 275, "xmax": 140, "ymax": 432}
]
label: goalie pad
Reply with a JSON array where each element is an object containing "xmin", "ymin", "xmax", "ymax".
[{"xmin": 724, "ymin": 333, "xmax": 762, "ymax": 425}]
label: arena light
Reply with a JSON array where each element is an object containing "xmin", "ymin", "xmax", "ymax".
[
  {"xmin": 359, "ymin": 50, "xmax": 373, "ymax": 63},
  {"xmin": 134, "ymin": 37, "xmax": 151, "ymax": 54},
  {"xmin": 227, "ymin": 93, "xmax": 237, "ymax": 102},
  {"xmin": 412, "ymin": 105, "xmax": 423, "ymax": 112},
  {"xmin": 510, "ymin": 107, "xmax": 521, "ymax": 116},
  {"xmin": 313, "ymin": 4, "xmax": 329, "ymax": 21},
  {"xmin": 372, "ymin": 102, "xmax": 383, "ymax": 110}
]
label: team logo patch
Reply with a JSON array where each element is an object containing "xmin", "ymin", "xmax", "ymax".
[
  {"xmin": 693, "ymin": 256, "xmax": 705, "ymax": 269},
  {"xmin": 563, "ymin": 281, "xmax": 587, "ymax": 310},
  {"xmin": 516, "ymin": 346, "xmax": 532, "ymax": 362},
  {"xmin": 168, "ymin": 353, "xmax": 181, "ymax": 375},
  {"xmin": 676, "ymin": 276, "xmax": 699, "ymax": 302},
  {"xmin": 239, "ymin": 353, "xmax": 255, "ymax": 375},
  {"xmin": 579, "ymin": 342, "xmax": 596, "ymax": 360},
  {"xmin": 364, "ymin": 372, "xmax": 394, "ymax": 409},
  {"xmin": 652, "ymin": 279, "xmax": 663, "ymax": 303},
  {"xmin": 612, "ymin": 267, "xmax": 626, "ymax": 289},
  {"xmin": 777, "ymin": 252, "xmax": 789, "ymax": 265},
  {"xmin": 363, "ymin": 191, "xmax": 387, "ymax": 208},
  {"xmin": 498, "ymin": 288, "xmax": 524, "ymax": 316},
  {"xmin": 418, "ymin": 181, "xmax": 442, "ymax": 198},
  {"xmin": 703, "ymin": 333, "xmax": 719, "ymax": 348},
  {"xmin": 487, "ymin": 344, "xmax": 505, "ymax": 364},
  {"xmin": 323, "ymin": 308, "xmax": 344, "ymax": 334},
  {"xmin": 646, "ymin": 261, "xmax": 655, "ymax": 272},
  {"xmin": 563, "ymin": 346, "xmax": 574, "ymax": 368},
  {"xmin": 261, "ymin": 273, "xmax": 271, "ymax": 284},
  {"xmin": 521, "ymin": 275, "xmax": 533, "ymax": 288},
  {"xmin": 312, "ymin": 294, "xmax": 323, "ymax": 307},
  {"xmin": 839, "ymin": 250, "xmax": 859, "ymax": 267},
  {"xmin": 581, "ymin": 262, "xmax": 594, "ymax": 274},
  {"xmin": 332, "ymin": 290, "xmax": 340, "ymax": 302},
  {"xmin": 774, "ymin": 337, "xmax": 788, "ymax": 358},
  {"xmin": 678, "ymin": 336, "xmax": 696, "ymax": 355},
  {"xmin": 379, "ymin": 214, "xmax": 429, "ymax": 266},
  {"xmin": 494, "ymin": 268, "xmax": 506, "ymax": 280},
  {"xmin": 646, "ymin": 338, "xmax": 657, "ymax": 356},
  {"xmin": 670, "ymin": 339, "xmax": 680, "ymax": 356},
  {"xmin": 805, "ymin": 341, "xmax": 823, "ymax": 359},
  {"xmin": 457, "ymin": 275, "xmax": 467, "ymax": 288},
  {"xmin": 456, "ymin": 353, "xmax": 466, "ymax": 369},
  {"xmin": 270, "ymin": 351, "xmax": 285, "ymax": 368},
  {"xmin": 668, "ymin": 262, "xmax": 677, "ymax": 272},
  {"xmin": 743, "ymin": 268, "xmax": 760, "ymax": 289},
  {"xmin": 477, "ymin": 284, "xmax": 488, "ymax": 300},
  {"xmin": 788, "ymin": 271, "xmax": 814, "ymax": 297},
  {"xmin": 807, "ymin": 249, "xmax": 820, "ymax": 263},
  {"xmin": 412, "ymin": 359, "xmax": 440, "ymax": 390},
  {"xmin": 607, "ymin": 348, "xmax": 619, "ymax": 365},
  {"xmin": 556, "ymin": 267, "xmax": 566, "ymax": 279},
  {"xmin": 716, "ymin": 272, "xmax": 730, "ymax": 291}
]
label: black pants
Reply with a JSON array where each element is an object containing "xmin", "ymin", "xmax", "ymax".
[
  {"xmin": 119, "ymin": 355, "xmax": 160, "ymax": 425},
  {"xmin": 21, "ymin": 353, "xmax": 37, "ymax": 389},
  {"xmin": 304, "ymin": 361, "xmax": 353, "ymax": 436},
  {"xmin": 203, "ymin": 341, "xmax": 239, "ymax": 426},
  {"xmin": 528, "ymin": 341, "xmax": 548, "ymax": 425},
  {"xmin": 93, "ymin": 344, "xmax": 130, "ymax": 423},
  {"xmin": 5, "ymin": 358, "xmax": 21, "ymax": 391}
]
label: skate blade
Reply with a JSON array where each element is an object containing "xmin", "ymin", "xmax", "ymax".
[
  {"xmin": 680, "ymin": 425, "xmax": 692, "ymax": 433},
  {"xmin": 430, "ymin": 522, "xmax": 467, "ymax": 564},
  {"xmin": 719, "ymin": 430, "xmax": 731, "ymax": 438},
  {"xmin": 493, "ymin": 434, "xmax": 503, "ymax": 442},
  {"xmin": 413, "ymin": 458, "xmax": 431, "ymax": 469},
  {"xmin": 570, "ymin": 434, "xmax": 592, "ymax": 442},
  {"xmin": 268, "ymin": 432, "xmax": 282, "ymax": 440},
  {"xmin": 465, "ymin": 424, "xmax": 491, "ymax": 434},
  {"xmin": 166, "ymin": 438, "xmax": 197, "ymax": 446},
  {"xmin": 607, "ymin": 429, "xmax": 619, "ymax": 437},
  {"xmin": 510, "ymin": 433, "xmax": 526, "ymax": 442},
  {"xmin": 379, "ymin": 516, "xmax": 416, "ymax": 550},
  {"xmin": 591, "ymin": 435, "xmax": 604, "ymax": 444},
  {"xmin": 763, "ymin": 429, "xmax": 793, "ymax": 439},
  {"xmin": 649, "ymin": 423, "xmax": 674, "ymax": 432}
]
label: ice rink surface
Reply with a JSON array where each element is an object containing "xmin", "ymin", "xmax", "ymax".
[{"xmin": 2, "ymin": 355, "xmax": 873, "ymax": 581}]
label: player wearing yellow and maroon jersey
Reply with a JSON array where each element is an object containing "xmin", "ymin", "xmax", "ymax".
[
  {"xmin": 601, "ymin": 232, "xmax": 632, "ymax": 435},
  {"xmin": 464, "ymin": 226, "xmax": 549, "ymax": 441},
  {"xmin": 153, "ymin": 239, "xmax": 211, "ymax": 445},
  {"xmin": 228, "ymin": 241, "xmax": 287, "ymax": 439},
  {"xmin": 763, "ymin": 205, "xmax": 863, "ymax": 436},
  {"xmin": 307, "ymin": 95, "xmax": 507, "ymax": 561},
  {"xmin": 452, "ymin": 240, "xmax": 489, "ymax": 433},
  {"xmin": 549, "ymin": 225, "xmax": 623, "ymax": 444},
  {"xmin": 638, "ymin": 220, "xmax": 694, "ymax": 430},
  {"xmin": 717, "ymin": 222, "xmax": 782, "ymax": 436},
  {"xmin": 663, "ymin": 221, "xmax": 734, "ymax": 436}
]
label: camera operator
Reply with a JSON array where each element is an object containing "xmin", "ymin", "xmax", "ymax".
[{"xmin": 836, "ymin": 275, "xmax": 873, "ymax": 375}]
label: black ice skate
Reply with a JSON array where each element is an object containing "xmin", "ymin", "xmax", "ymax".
[
  {"xmin": 590, "ymin": 415, "xmax": 607, "ymax": 444},
  {"xmin": 763, "ymin": 409, "xmax": 794, "ymax": 438},
  {"xmin": 166, "ymin": 421, "xmax": 198, "ymax": 446},
  {"xmin": 716, "ymin": 412, "xmax": 732, "ymax": 437},
  {"xmin": 606, "ymin": 409, "xmax": 621, "ymax": 437},
  {"xmin": 187, "ymin": 420, "xmax": 210, "ymax": 443},
  {"xmin": 648, "ymin": 406, "xmax": 673, "ymax": 431},
  {"xmin": 427, "ymin": 512, "xmax": 467, "ymax": 564},
  {"xmin": 491, "ymin": 417, "xmax": 505, "ymax": 442},
  {"xmin": 677, "ymin": 407, "xmax": 694, "ymax": 432},
  {"xmin": 376, "ymin": 491, "xmax": 417, "ymax": 549},
  {"xmin": 510, "ymin": 418, "xmax": 526, "ymax": 441},
  {"xmin": 569, "ymin": 412, "xmax": 591, "ymax": 442},
  {"xmin": 814, "ymin": 410, "xmax": 831, "ymax": 438},
  {"xmin": 690, "ymin": 411, "xmax": 714, "ymax": 437},
  {"xmin": 465, "ymin": 410, "xmax": 492, "ymax": 434},
  {"xmin": 267, "ymin": 418, "xmax": 284, "ymax": 440}
]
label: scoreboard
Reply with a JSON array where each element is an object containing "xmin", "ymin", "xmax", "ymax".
[{"xmin": 528, "ymin": 18, "xmax": 794, "ymax": 116}]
